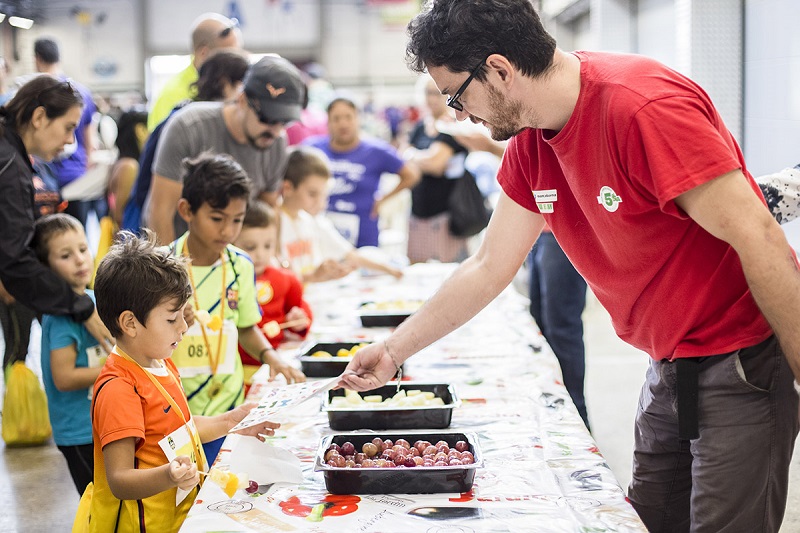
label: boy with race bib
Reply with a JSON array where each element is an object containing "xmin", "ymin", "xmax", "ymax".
[{"xmin": 168, "ymin": 153, "xmax": 304, "ymax": 462}]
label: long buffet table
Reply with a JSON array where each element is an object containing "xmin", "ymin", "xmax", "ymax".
[{"xmin": 180, "ymin": 263, "xmax": 646, "ymax": 532}]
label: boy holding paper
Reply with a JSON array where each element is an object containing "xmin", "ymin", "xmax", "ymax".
[
  {"xmin": 167, "ymin": 153, "xmax": 304, "ymax": 462},
  {"xmin": 90, "ymin": 230, "xmax": 280, "ymax": 532}
]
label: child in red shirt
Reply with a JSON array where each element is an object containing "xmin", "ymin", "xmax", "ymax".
[{"xmin": 234, "ymin": 201, "xmax": 312, "ymax": 386}]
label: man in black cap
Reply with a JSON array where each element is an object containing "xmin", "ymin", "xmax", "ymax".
[{"xmin": 146, "ymin": 55, "xmax": 306, "ymax": 243}]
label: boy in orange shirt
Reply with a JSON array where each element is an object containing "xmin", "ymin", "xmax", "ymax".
[{"xmin": 89, "ymin": 231, "xmax": 281, "ymax": 533}]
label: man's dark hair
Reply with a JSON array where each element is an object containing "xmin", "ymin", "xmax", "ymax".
[
  {"xmin": 406, "ymin": 0, "xmax": 557, "ymax": 80},
  {"xmin": 94, "ymin": 230, "xmax": 192, "ymax": 338},
  {"xmin": 34, "ymin": 38, "xmax": 60, "ymax": 64},
  {"xmin": 181, "ymin": 152, "xmax": 251, "ymax": 212},
  {"xmin": 326, "ymin": 96, "xmax": 357, "ymax": 115}
]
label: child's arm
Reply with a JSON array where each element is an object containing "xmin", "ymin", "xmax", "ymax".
[
  {"xmin": 104, "ymin": 437, "xmax": 198, "ymax": 500},
  {"xmin": 50, "ymin": 345, "xmax": 102, "ymax": 392},
  {"xmin": 344, "ymin": 251, "xmax": 403, "ymax": 279},
  {"xmin": 302, "ymin": 259, "xmax": 354, "ymax": 283},
  {"xmin": 195, "ymin": 402, "xmax": 281, "ymax": 443},
  {"xmin": 238, "ymin": 326, "xmax": 306, "ymax": 383}
]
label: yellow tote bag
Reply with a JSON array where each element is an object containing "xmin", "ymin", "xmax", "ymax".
[
  {"xmin": 1, "ymin": 362, "xmax": 52, "ymax": 446},
  {"xmin": 90, "ymin": 216, "xmax": 117, "ymax": 288},
  {"xmin": 72, "ymin": 482, "xmax": 93, "ymax": 533}
]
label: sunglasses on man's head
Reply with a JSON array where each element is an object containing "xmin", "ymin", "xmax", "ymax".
[
  {"xmin": 36, "ymin": 80, "xmax": 77, "ymax": 108},
  {"xmin": 218, "ymin": 18, "xmax": 239, "ymax": 39},
  {"xmin": 247, "ymin": 98, "xmax": 287, "ymax": 126}
]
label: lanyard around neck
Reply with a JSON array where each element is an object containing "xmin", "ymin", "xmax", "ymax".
[
  {"xmin": 114, "ymin": 347, "xmax": 206, "ymax": 472},
  {"xmin": 182, "ymin": 239, "xmax": 226, "ymax": 376}
]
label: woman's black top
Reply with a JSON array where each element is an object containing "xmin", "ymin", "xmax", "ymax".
[
  {"xmin": 0, "ymin": 123, "xmax": 94, "ymax": 321},
  {"xmin": 408, "ymin": 121, "xmax": 468, "ymax": 219}
]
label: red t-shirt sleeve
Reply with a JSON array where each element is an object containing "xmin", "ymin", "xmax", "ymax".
[{"xmin": 622, "ymin": 95, "xmax": 742, "ymax": 215}]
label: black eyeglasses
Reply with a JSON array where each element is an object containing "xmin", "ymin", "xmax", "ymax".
[
  {"xmin": 218, "ymin": 18, "xmax": 239, "ymax": 39},
  {"xmin": 446, "ymin": 59, "xmax": 487, "ymax": 112},
  {"xmin": 247, "ymin": 98, "xmax": 287, "ymax": 127}
]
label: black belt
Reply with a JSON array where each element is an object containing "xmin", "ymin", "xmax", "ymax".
[
  {"xmin": 674, "ymin": 336, "xmax": 774, "ymax": 441},
  {"xmin": 675, "ymin": 358, "xmax": 701, "ymax": 441}
]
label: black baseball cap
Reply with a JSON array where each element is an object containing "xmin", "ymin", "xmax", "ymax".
[{"xmin": 243, "ymin": 55, "xmax": 306, "ymax": 124}]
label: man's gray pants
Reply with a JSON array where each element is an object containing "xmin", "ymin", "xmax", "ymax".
[{"xmin": 628, "ymin": 336, "xmax": 799, "ymax": 532}]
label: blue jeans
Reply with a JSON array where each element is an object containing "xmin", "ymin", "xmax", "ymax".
[{"xmin": 529, "ymin": 232, "xmax": 589, "ymax": 427}]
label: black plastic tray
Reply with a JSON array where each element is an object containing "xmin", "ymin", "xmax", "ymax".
[
  {"xmin": 357, "ymin": 301, "xmax": 422, "ymax": 328},
  {"xmin": 296, "ymin": 342, "xmax": 362, "ymax": 378},
  {"xmin": 315, "ymin": 431, "xmax": 482, "ymax": 494},
  {"xmin": 297, "ymin": 342, "xmax": 404, "ymax": 378},
  {"xmin": 325, "ymin": 383, "xmax": 460, "ymax": 431}
]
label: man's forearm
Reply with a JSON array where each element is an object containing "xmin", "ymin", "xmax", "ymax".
[{"xmin": 739, "ymin": 225, "xmax": 800, "ymax": 378}]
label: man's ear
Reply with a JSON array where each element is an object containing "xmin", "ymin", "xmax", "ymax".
[
  {"xmin": 486, "ymin": 54, "xmax": 515, "ymax": 88},
  {"xmin": 177, "ymin": 198, "xmax": 193, "ymax": 223},
  {"xmin": 118, "ymin": 310, "xmax": 139, "ymax": 337}
]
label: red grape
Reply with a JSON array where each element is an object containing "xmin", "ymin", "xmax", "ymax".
[
  {"xmin": 460, "ymin": 451, "xmax": 474, "ymax": 464},
  {"xmin": 423, "ymin": 445, "xmax": 438, "ymax": 457},
  {"xmin": 245, "ymin": 480, "xmax": 259, "ymax": 494},
  {"xmin": 403, "ymin": 457, "xmax": 416, "ymax": 468},
  {"xmin": 395, "ymin": 439, "xmax": 411, "ymax": 450},
  {"xmin": 448, "ymin": 458, "xmax": 462, "ymax": 466},
  {"xmin": 372, "ymin": 437, "xmax": 383, "ymax": 450},
  {"xmin": 382, "ymin": 439, "xmax": 394, "ymax": 450},
  {"xmin": 341, "ymin": 442, "xmax": 356, "ymax": 456},
  {"xmin": 455, "ymin": 440, "xmax": 469, "ymax": 453}
]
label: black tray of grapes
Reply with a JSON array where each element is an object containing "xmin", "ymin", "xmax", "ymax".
[
  {"xmin": 315, "ymin": 431, "xmax": 482, "ymax": 494},
  {"xmin": 357, "ymin": 300, "xmax": 423, "ymax": 328},
  {"xmin": 295, "ymin": 341, "xmax": 367, "ymax": 378},
  {"xmin": 324, "ymin": 382, "xmax": 460, "ymax": 431}
]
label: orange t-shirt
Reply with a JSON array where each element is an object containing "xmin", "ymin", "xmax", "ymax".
[{"xmin": 90, "ymin": 353, "xmax": 199, "ymax": 533}]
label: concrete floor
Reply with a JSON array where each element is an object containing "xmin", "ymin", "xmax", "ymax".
[{"xmin": 1, "ymin": 295, "xmax": 800, "ymax": 532}]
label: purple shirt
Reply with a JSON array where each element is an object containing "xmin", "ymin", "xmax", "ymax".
[
  {"xmin": 50, "ymin": 78, "xmax": 95, "ymax": 187},
  {"xmin": 304, "ymin": 136, "xmax": 403, "ymax": 247}
]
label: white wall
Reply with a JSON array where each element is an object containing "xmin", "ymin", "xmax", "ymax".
[
  {"xmin": 743, "ymin": 0, "xmax": 800, "ymax": 175},
  {"xmin": 143, "ymin": 0, "xmax": 320, "ymax": 56},
  {"xmin": 11, "ymin": 0, "xmax": 142, "ymax": 93}
]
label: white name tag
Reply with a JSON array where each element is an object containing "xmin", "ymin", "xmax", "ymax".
[{"xmin": 532, "ymin": 189, "xmax": 557, "ymax": 213}]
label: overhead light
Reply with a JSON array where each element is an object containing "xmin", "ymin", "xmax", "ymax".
[
  {"xmin": 9, "ymin": 16, "xmax": 34, "ymax": 29},
  {"xmin": 0, "ymin": 13, "xmax": 6, "ymax": 23}
]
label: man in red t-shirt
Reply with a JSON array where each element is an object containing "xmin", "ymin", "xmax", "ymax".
[{"xmin": 341, "ymin": 2, "xmax": 800, "ymax": 532}]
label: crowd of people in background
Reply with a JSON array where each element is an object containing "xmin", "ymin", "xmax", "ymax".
[{"xmin": 0, "ymin": 10, "xmax": 502, "ymax": 529}]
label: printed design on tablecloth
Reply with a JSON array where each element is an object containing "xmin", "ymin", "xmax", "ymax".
[
  {"xmin": 207, "ymin": 499, "xmax": 254, "ymax": 514},
  {"xmin": 279, "ymin": 494, "xmax": 360, "ymax": 521}
]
